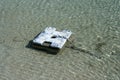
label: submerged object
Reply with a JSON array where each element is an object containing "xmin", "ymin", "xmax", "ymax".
[{"xmin": 30, "ymin": 27, "xmax": 72, "ymax": 54}]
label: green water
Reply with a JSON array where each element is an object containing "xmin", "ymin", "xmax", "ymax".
[{"xmin": 0, "ymin": 0, "xmax": 120, "ymax": 80}]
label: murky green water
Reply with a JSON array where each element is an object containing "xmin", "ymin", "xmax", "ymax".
[{"xmin": 0, "ymin": 0, "xmax": 120, "ymax": 80}]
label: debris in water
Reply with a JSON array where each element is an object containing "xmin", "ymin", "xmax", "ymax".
[{"xmin": 29, "ymin": 27, "xmax": 72, "ymax": 54}]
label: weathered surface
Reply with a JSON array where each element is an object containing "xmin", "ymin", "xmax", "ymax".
[{"xmin": 0, "ymin": 0, "xmax": 120, "ymax": 80}]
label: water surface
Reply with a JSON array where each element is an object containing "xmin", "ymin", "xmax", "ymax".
[{"xmin": 0, "ymin": 0, "xmax": 120, "ymax": 80}]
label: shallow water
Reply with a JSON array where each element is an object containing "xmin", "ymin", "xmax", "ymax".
[{"xmin": 0, "ymin": 0, "xmax": 120, "ymax": 80}]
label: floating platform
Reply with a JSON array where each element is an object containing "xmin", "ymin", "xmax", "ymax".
[{"xmin": 29, "ymin": 27, "xmax": 72, "ymax": 54}]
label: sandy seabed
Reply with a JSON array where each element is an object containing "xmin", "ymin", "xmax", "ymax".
[{"xmin": 0, "ymin": 0, "xmax": 120, "ymax": 80}]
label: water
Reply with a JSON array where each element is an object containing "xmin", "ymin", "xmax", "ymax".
[{"xmin": 0, "ymin": 0, "xmax": 120, "ymax": 80}]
